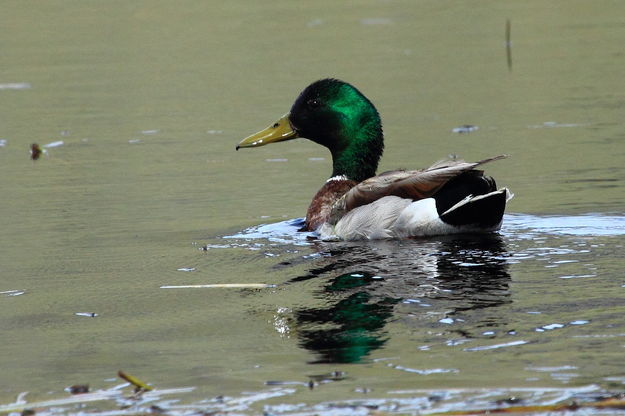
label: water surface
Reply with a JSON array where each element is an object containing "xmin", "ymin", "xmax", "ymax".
[{"xmin": 1, "ymin": 1, "xmax": 624, "ymax": 414}]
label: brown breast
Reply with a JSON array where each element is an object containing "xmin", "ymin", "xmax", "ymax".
[{"xmin": 305, "ymin": 178, "xmax": 357, "ymax": 231}]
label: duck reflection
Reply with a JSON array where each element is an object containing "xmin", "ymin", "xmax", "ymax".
[
  {"xmin": 295, "ymin": 272, "xmax": 399, "ymax": 364},
  {"xmin": 284, "ymin": 234, "xmax": 510, "ymax": 363},
  {"xmin": 434, "ymin": 235, "xmax": 511, "ymax": 312}
]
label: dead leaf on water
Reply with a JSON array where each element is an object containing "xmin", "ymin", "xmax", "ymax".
[
  {"xmin": 30, "ymin": 144, "xmax": 41, "ymax": 160},
  {"xmin": 66, "ymin": 384, "xmax": 89, "ymax": 395}
]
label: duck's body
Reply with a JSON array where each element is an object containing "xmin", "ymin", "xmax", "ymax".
[{"xmin": 237, "ymin": 79, "xmax": 512, "ymax": 241}]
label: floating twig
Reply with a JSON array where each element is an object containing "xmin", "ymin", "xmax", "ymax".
[
  {"xmin": 506, "ymin": 18, "xmax": 513, "ymax": 71},
  {"xmin": 117, "ymin": 370, "xmax": 152, "ymax": 392},
  {"xmin": 160, "ymin": 283, "xmax": 276, "ymax": 289},
  {"xmin": 75, "ymin": 312, "xmax": 98, "ymax": 318}
]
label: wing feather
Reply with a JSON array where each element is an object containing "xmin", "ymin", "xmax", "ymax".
[{"xmin": 327, "ymin": 155, "xmax": 508, "ymax": 224}]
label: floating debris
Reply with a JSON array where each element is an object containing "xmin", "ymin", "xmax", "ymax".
[
  {"xmin": 66, "ymin": 384, "xmax": 89, "ymax": 395},
  {"xmin": 128, "ymin": 139, "xmax": 142, "ymax": 144},
  {"xmin": 75, "ymin": 312, "xmax": 98, "ymax": 318},
  {"xmin": 446, "ymin": 339, "xmax": 471, "ymax": 347},
  {"xmin": 536, "ymin": 323, "xmax": 565, "ymax": 332},
  {"xmin": 496, "ymin": 396, "xmax": 523, "ymax": 406},
  {"xmin": 266, "ymin": 158, "xmax": 288, "ymax": 162},
  {"xmin": 0, "ymin": 82, "xmax": 31, "ymax": 90},
  {"xmin": 206, "ymin": 129, "xmax": 223, "ymax": 134},
  {"xmin": 149, "ymin": 404, "xmax": 165, "ymax": 413},
  {"xmin": 0, "ymin": 139, "xmax": 7, "ymax": 147},
  {"xmin": 506, "ymin": 18, "xmax": 512, "ymax": 71},
  {"xmin": 308, "ymin": 371, "xmax": 347, "ymax": 383},
  {"xmin": 30, "ymin": 144, "xmax": 42, "ymax": 160},
  {"xmin": 0, "ymin": 386, "xmax": 194, "ymax": 413},
  {"xmin": 1, "ymin": 290, "xmax": 25, "ymax": 297},
  {"xmin": 426, "ymin": 395, "xmax": 625, "ymax": 415},
  {"xmin": 527, "ymin": 121, "xmax": 589, "ymax": 129},
  {"xmin": 160, "ymin": 283, "xmax": 276, "ymax": 289},
  {"xmin": 141, "ymin": 129, "xmax": 159, "ymax": 135},
  {"xmin": 264, "ymin": 380, "xmax": 308, "ymax": 386},
  {"xmin": 118, "ymin": 370, "xmax": 152, "ymax": 392},
  {"xmin": 1, "ymin": 382, "xmax": 619, "ymax": 415},
  {"xmin": 354, "ymin": 387, "xmax": 371, "ymax": 394},
  {"xmin": 392, "ymin": 366, "xmax": 459, "ymax": 375},
  {"xmin": 452, "ymin": 125, "xmax": 479, "ymax": 134},
  {"xmin": 527, "ymin": 365, "xmax": 577, "ymax": 372},
  {"xmin": 559, "ymin": 274, "xmax": 596, "ymax": 279},
  {"xmin": 43, "ymin": 140, "xmax": 64, "ymax": 148},
  {"xmin": 463, "ymin": 340, "xmax": 529, "ymax": 351},
  {"xmin": 176, "ymin": 267, "xmax": 196, "ymax": 272}
]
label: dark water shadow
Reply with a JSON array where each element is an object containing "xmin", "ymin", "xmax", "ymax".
[{"xmin": 283, "ymin": 234, "xmax": 511, "ymax": 363}]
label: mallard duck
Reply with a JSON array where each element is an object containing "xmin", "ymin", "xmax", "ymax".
[{"xmin": 236, "ymin": 79, "xmax": 512, "ymax": 240}]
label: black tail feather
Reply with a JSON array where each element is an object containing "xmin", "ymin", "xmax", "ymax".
[
  {"xmin": 434, "ymin": 171, "xmax": 496, "ymax": 213},
  {"xmin": 439, "ymin": 189, "xmax": 507, "ymax": 228}
]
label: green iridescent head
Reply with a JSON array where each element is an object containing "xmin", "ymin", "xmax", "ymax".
[
  {"xmin": 237, "ymin": 79, "xmax": 384, "ymax": 182},
  {"xmin": 289, "ymin": 79, "xmax": 384, "ymax": 181}
]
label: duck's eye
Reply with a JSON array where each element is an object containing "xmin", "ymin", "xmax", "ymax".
[{"xmin": 307, "ymin": 99, "xmax": 321, "ymax": 108}]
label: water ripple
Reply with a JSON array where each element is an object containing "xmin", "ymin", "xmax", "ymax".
[
  {"xmin": 503, "ymin": 213, "xmax": 625, "ymax": 237},
  {"xmin": 223, "ymin": 213, "xmax": 625, "ymax": 246}
]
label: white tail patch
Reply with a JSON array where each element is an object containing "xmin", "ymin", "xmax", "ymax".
[{"xmin": 392, "ymin": 198, "xmax": 454, "ymax": 237}]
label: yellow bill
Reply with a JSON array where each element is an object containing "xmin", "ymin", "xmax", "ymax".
[{"xmin": 236, "ymin": 113, "xmax": 298, "ymax": 150}]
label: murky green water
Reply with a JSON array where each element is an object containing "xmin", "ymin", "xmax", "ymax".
[{"xmin": 1, "ymin": 1, "xmax": 625, "ymax": 414}]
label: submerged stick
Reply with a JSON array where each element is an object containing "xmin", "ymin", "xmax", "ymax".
[
  {"xmin": 506, "ymin": 18, "xmax": 513, "ymax": 71},
  {"xmin": 160, "ymin": 283, "xmax": 276, "ymax": 289}
]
